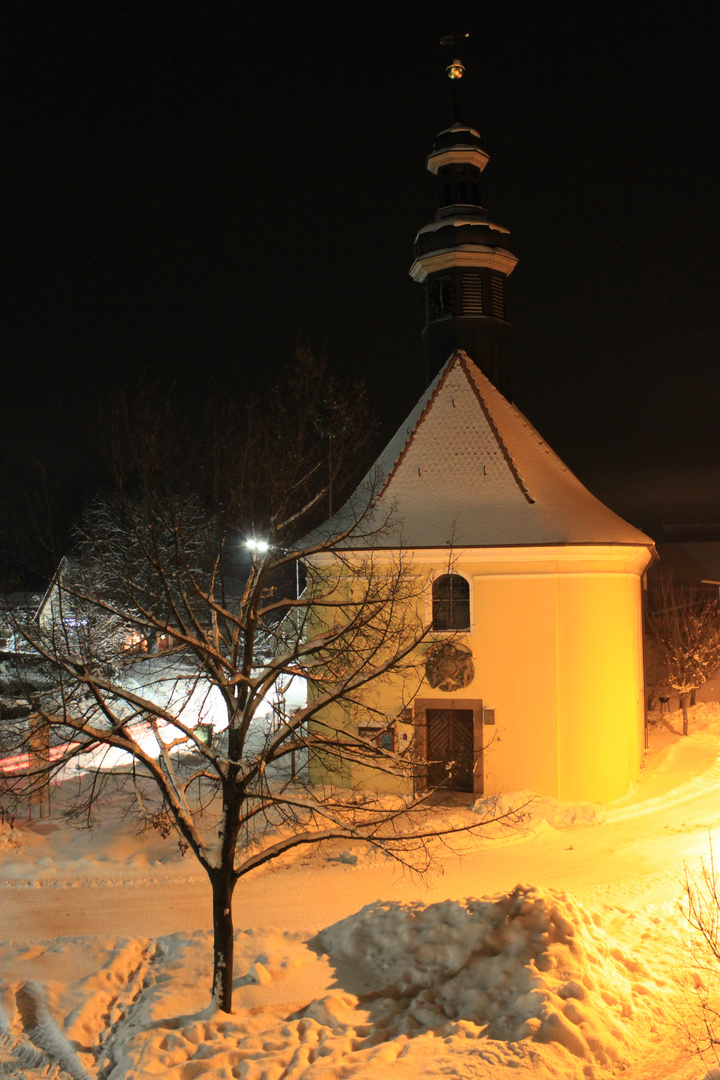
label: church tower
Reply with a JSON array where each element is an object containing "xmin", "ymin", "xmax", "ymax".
[
  {"xmin": 309, "ymin": 41, "xmax": 654, "ymax": 808},
  {"xmin": 410, "ymin": 57, "xmax": 517, "ymax": 399}
]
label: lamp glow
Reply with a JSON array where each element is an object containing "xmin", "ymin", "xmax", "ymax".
[
  {"xmin": 245, "ymin": 538, "xmax": 269, "ymax": 554},
  {"xmin": 446, "ymin": 59, "xmax": 465, "ymax": 80}
]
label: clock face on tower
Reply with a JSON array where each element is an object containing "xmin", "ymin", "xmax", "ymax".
[{"xmin": 428, "ymin": 276, "xmax": 456, "ymax": 320}]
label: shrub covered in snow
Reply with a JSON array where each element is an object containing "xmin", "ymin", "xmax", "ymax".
[{"xmin": 0, "ymin": 821, "xmax": 20, "ymax": 855}]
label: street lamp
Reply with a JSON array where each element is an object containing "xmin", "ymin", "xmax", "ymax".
[
  {"xmin": 245, "ymin": 538, "xmax": 270, "ymax": 555},
  {"xmin": 245, "ymin": 537, "xmax": 301, "ymax": 599},
  {"xmin": 446, "ymin": 58, "xmax": 465, "ymax": 80}
]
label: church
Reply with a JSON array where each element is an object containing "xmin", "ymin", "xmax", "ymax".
[{"xmin": 311, "ymin": 63, "xmax": 654, "ymax": 804}]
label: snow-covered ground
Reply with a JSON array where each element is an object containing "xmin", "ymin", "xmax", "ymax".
[{"xmin": 2, "ymin": 706, "xmax": 720, "ymax": 1078}]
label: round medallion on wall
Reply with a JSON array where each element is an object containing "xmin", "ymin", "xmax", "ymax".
[{"xmin": 424, "ymin": 642, "xmax": 475, "ymax": 692}]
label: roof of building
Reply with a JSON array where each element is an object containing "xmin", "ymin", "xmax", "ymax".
[{"xmin": 326, "ymin": 351, "xmax": 653, "ymax": 550}]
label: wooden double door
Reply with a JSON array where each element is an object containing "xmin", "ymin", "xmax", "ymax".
[{"xmin": 426, "ymin": 708, "xmax": 476, "ymax": 793}]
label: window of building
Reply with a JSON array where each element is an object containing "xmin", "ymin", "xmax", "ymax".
[
  {"xmin": 462, "ymin": 274, "xmax": 483, "ymax": 314},
  {"xmin": 358, "ymin": 725, "xmax": 395, "ymax": 752},
  {"xmin": 432, "ymin": 574, "xmax": 471, "ymax": 631},
  {"xmin": 490, "ymin": 274, "xmax": 506, "ymax": 319}
]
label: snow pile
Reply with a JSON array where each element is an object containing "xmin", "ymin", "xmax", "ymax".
[
  {"xmin": 317, "ymin": 884, "xmax": 671, "ymax": 1069},
  {"xmin": 475, "ymin": 790, "xmax": 606, "ymax": 831},
  {"xmin": 0, "ymin": 900, "xmax": 677, "ymax": 1080}
]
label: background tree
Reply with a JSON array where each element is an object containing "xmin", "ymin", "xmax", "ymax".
[
  {"xmin": 1, "ymin": 352, "xmax": 514, "ymax": 1013},
  {"xmin": 680, "ymin": 843, "xmax": 720, "ymax": 1068},
  {"xmin": 645, "ymin": 579, "xmax": 720, "ymax": 735}
]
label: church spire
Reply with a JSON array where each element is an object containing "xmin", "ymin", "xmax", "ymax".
[{"xmin": 410, "ymin": 49, "xmax": 517, "ymax": 399}]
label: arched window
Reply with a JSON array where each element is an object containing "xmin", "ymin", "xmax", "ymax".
[{"xmin": 432, "ymin": 574, "xmax": 470, "ymax": 631}]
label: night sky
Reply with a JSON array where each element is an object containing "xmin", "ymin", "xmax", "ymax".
[{"xmin": 3, "ymin": 1, "xmax": 720, "ymax": 577}]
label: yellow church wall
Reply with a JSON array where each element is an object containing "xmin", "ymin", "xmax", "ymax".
[
  {"xmin": 306, "ymin": 545, "xmax": 651, "ymax": 804},
  {"xmin": 410, "ymin": 545, "xmax": 650, "ymax": 802},
  {"xmin": 304, "ymin": 555, "xmax": 428, "ymax": 795},
  {"xmin": 555, "ymin": 572, "xmax": 645, "ymax": 802},
  {"xmin": 350, "ymin": 723, "xmax": 417, "ymax": 794},
  {"xmin": 468, "ymin": 573, "xmax": 560, "ymax": 797}
]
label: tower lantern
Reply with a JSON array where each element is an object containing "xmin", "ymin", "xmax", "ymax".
[{"xmin": 410, "ymin": 56, "xmax": 517, "ymax": 398}]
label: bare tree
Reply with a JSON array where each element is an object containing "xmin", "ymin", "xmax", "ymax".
[
  {"xmin": 681, "ymin": 844, "xmax": 720, "ymax": 1067},
  {"xmin": 646, "ymin": 580, "xmax": 720, "ymax": 735},
  {"xmin": 1, "ymin": 353, "xmax": 515, "ymax": 1013}
]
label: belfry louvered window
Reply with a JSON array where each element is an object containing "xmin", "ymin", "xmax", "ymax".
[
  {"xmin": 432, "ymin": 574, "xmax": 471, "ymax": 631},
  {"xmin": 462, "ymin": 274, "xmax": 483, "ymax": 315},
  {"xmin": 490, "ymin": 274, "xmax": 505, "ymax": 319}
]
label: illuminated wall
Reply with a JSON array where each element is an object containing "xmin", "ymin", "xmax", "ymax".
[
  {"xmin": 310, "ymin": 543, "xmax": 651, "ymax": 804},
  {"xmin": 463, "ymin": 546, "xmax": 648, "ymax": 802}
]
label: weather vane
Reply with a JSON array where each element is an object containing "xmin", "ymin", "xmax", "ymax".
[{"xmin": 439, "ymin": 31, "xmax": 469, "ymax": 121}]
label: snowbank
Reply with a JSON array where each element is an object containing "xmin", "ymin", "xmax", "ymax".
[
  {"xmin": 316, "ymin": 883, "xmax": 671, "ymax": 1070},
  {"xmin": 0, "ymin": 887, "xmax": 678, "ymax": 1080},
  {"xmin": 473, "ymin": 790, "xmax": 606, "ymax": 831}
]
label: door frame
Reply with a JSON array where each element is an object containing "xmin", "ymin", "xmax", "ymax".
[{"xmin": 414, "ymin": 697, "xmax": 484, "ymax": 797}]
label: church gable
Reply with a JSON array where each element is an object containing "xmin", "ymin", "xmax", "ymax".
[
  {"xmin": 366, "ymin": 350, "xmax": 652, "ymax": 550},
  {"xmin": 381, "ymin": 355, "xmax": 532, "ymax": 516}
]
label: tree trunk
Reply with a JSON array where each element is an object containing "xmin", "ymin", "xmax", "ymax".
[
  {"xmin": 210, "ymin": 869, "xmax": 237, "ymax": 1013},
  {"xmin": 681, "ymin": 693, "xmax": 689, "ymax": 736}
]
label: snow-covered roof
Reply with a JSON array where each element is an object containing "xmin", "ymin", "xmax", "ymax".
[
  {"xmin": 415, "ymin": 218, "xmax": 510, "ymax": 238},
  {"xmin": 332, "ymin": 351, "xmax": 653, "ymax": 550}
]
